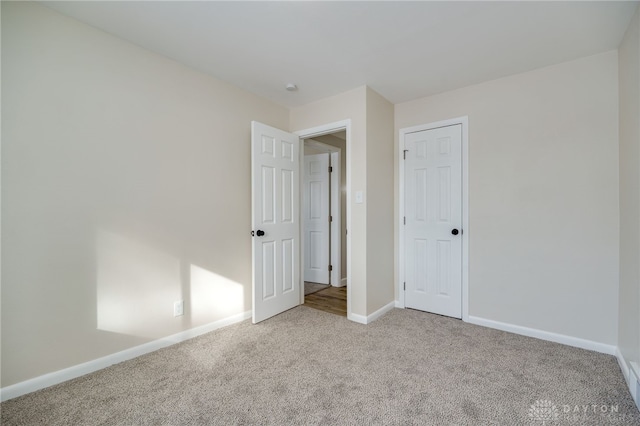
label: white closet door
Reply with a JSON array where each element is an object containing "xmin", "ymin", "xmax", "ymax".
[{"xmin": 404, "ymin": 124, "xmax": 462, "ymax": 318}]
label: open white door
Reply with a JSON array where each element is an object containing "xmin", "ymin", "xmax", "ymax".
[
  {"xmin": 251, "ymin": 121, "xmax": 300, "ymax": 323},
  {"xmin": 303, "ymin": 153, "xmax": 330, "ymax": 284}
]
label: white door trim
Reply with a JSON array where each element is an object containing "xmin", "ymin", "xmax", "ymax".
[
  {"xmin": 329, "ymin": 151, "xmax": 341, "ymax": 287},
  {"xmin": 398, "ymin": 116, "xmax": 469, "ymax": 321},
  {"xmin": 295, "ymin": 120, "xmax": 352, "ymax": 320}
]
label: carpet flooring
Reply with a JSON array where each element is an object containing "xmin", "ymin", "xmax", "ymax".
[{"xmin": 2, "ymin": 307, "xmax": 639, "ymax": 425}]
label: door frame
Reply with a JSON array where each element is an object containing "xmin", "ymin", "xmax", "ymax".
[
  {"xmin": 303, "ymin": 140, "xmax": 342, "ymax": 287},
  {"xmin": 397, "ymin": 116, "xmax": 469, "ymax": 321},
  {"xmin": 295, "ymin": 120, "xmax": 352, "ymax": 319}
]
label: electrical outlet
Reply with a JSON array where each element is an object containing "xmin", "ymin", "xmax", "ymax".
[{"xmin": 173, "ymin": 300, "xmax": 184, "ymax": 317}]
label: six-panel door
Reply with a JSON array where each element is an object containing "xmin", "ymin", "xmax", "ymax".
[
  {"xmin": 404, "ymin": 124, "xmax": 462, "ymax": 318},
  {"xmin": 251, "ymin": 121, "xmax": 300, "ymax": 323}
]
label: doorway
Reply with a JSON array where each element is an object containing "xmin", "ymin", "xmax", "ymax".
[
  {"xmin": 250, "ymin": 120, "xmax": 352, "ymax": 323},
  {"xmin": 398, "ymin": 117, "xmax": 469, "ymax": 321},
  {"xmin": 302, "ymin": 133, "xmax": 347, "ymax": 316}
]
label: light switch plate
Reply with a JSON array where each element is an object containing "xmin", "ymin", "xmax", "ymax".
[{"xmin": 173, "ymin": 300, "xmax": 184, "ymax": 317}]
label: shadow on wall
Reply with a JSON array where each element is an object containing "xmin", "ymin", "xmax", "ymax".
[{"xmin": 96, "ymin": 230, "xmax": 244, "ymax": 339}]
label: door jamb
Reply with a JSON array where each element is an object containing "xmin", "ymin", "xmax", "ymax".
[
  {"xmin": 295, "ymin": 120, "xmax": 352, "ymax": 320},
  {"xmin": 398, "ymin": 116, "xmax": 469, "ymax": 321},
  {"xmin": 329, "ymin": 151, "xmax": 342, "ymax": 287}
]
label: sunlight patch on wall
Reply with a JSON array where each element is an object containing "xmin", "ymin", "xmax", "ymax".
[
  {"xmin": 190, "ymin": 264, "xmax": 244, "ymax": 323},
  {"xmin": 97, "ymin": 230, "xmax": 181, "ymax": 339}
]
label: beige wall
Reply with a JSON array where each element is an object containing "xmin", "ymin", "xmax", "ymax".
[
  {"xmin": 3, "ymin": 0, "xmax": 630, "ymax": 393},
  {"xmin": 395, "ymin": 51, "xmax": 620, "ymax": 345},
  {"xmin": 619, "ymin": 4, "xmax": 640, "ymax": 370},
  {"xmin": 1, "ymin": 2, "xmax": 289, "ymax": 386},
  {"xmin": 365, "ymin": 88, "xmax": 395, "ymax": 312},
  {"xmin": 290, "ymin": 87, "xmax": 369, "ymax": 316}
]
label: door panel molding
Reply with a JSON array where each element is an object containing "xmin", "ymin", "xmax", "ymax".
[{"xmin": 398, "ymin": 116, "xmax": 469, "ymax": 321}]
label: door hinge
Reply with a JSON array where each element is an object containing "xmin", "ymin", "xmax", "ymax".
[
  {"xmin": 404, "ymin": 282, "xmax": 406, "ymax": 291},
  {"xmin": 403, "ymin": 216, "xmax": 406, "ymax": 225},
  {"xmin": 329, "ymin": 265, "xmax": 333, "ymax": 272},
  {"xmin": 329, "ymin": 166, "xmax": 333, "ymax": 173},
  {"xmin": 403, "ymin": 149, "xmax": 408, "ymax": 160},
  {"xmin": 329, "ymin": 215, "xmax": 333, "ymax": 222}
]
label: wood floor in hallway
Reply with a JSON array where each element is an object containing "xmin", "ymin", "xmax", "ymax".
[{"xmin": 304, "ymin": 286, "xmax": 347, "ymax": 316}]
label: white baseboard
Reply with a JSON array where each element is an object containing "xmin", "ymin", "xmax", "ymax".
[
  {"xmin": 394, "ymin": 300, "xmax": 403, "ymax": 308},
  {"xmin": 332, "ymin": 279, "xmax": 347, "ymax": 288},
  {"xmin": 467, "ymin": 315, "xmax": 616, "ymax": 355},
  {"xmin": 0, "ymin": 310, "xmax": 251, "ymax": 402},
  {"xmin": 630, "ymin": 362, "xmax": 640, "ymax": 410},
  {"xmin": 348, "ymin": 301, "xmax": 395, "ymax": 325},
  {"xmin": 616, "ymin": 348, "xmax": 640, "ymax": 410},
  {"xmin": 614, "ymin": 348, "xmax": 640, "ymax": 410},
  {"xmin": 368, "ymin": 301, "xmax": 395, "ymax": 323},
  {"xmin": 348, "ymin": 312, "xmax": 367, "ymax": 324},
  {"xmin": 616, "ymin": 347, "xmax": 631, "ymax": 384},
  {"xmin": 617, "ymin": 348, "xmax": 640, "ymax": 410}
]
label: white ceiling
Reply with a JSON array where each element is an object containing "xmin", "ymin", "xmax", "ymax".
[{"xmin": 43, "ymin": 1, "xmax": 637, "ymax": 108}]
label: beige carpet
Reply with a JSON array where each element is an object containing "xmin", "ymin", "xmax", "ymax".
[{"xmin": 2, "ymin": 307, "xmax": 639, "ymax": 425}]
